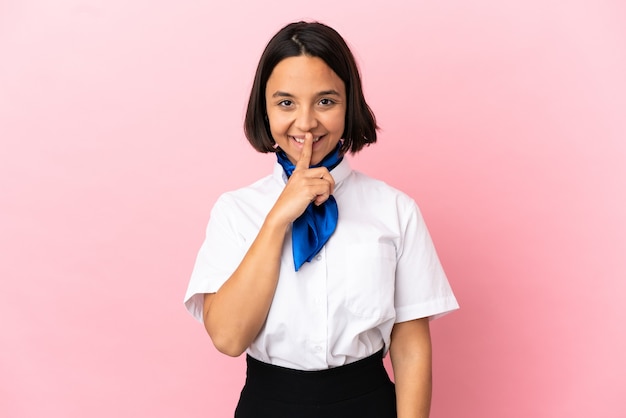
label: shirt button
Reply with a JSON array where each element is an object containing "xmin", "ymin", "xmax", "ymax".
[
  {"xmin": 315, "ymin": 254, "xmax": 322, "ymax": 261},
  {"xmin": 314, "ymin": 346, "xmax": 323, "ymax": 352}
]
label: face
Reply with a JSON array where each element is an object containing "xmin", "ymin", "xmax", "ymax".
[{"xmin": 265, "ymin": 55, "xmax": 346, "ymax": 165}]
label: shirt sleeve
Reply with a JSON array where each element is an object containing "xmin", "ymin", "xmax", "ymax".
[
  {"xmin": 394, "ymin": 199, "xmax": 459, "ymax": 322},
  {"xmin": 183, "ymin": 195, "xmax": 246, "ymax": 323}
]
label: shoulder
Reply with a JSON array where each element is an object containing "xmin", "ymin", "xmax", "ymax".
[
  {"xmin": 215, "ymin": 173, "xmax": 278, "ymax": 205},
  {"xmin": 346, "ymin": 170, "xmax": 418, "ymax": 210},
  {"xmin": 210, "ymin": 173, "xmax": 281, "ymax": 223}
]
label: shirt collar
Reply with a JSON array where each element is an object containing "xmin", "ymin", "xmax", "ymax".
[{"xmin": 273, "ymin": 156, "xmax": 352, "ymax": 186}]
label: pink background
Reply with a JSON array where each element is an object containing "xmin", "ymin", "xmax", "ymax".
[{"xmin": 1, "ymin": 1, "xmax": 625, "ymax": 417}]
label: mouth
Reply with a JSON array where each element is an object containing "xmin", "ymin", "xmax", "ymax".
[{"xmin": 290, "ymin": 135, "xmax": 325, "ymax": 144}]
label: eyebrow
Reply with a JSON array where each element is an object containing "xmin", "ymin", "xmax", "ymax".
[{"xmin": 271, "ymin": 90, "xmax": 341, "ymax": 98}]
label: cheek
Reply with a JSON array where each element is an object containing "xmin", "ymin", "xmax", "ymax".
[
  {"xmin": 327, "ymin": 111, "xmax": 345, "ymax": 134},
  {"xmin": 267, "ymin": 112, "xmax": 289, "ymax": 134}
]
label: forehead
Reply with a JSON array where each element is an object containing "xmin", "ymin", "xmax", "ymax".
[{"xmin": 266, "ymin": 55, "xmax": 345, "ymax": 95}]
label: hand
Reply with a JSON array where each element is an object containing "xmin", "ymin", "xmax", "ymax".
[{"xmin": 267, "ymin": 133, "xmax": 336, "ymax": 226}]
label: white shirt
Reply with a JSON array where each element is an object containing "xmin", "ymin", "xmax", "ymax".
[{"xmin": 184, "ymin": 158, "xmax": 459, "ymax": 370}]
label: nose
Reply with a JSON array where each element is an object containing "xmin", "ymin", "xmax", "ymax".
[{"xmin": 294, "ymin": 106, "xmax": 318, "ymax": 132}]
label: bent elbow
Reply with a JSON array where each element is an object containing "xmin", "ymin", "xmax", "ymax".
[
  {"xmin": 210, "ymin": 334, "xmax": 247, "ymax": 357},
  {"xmin": 205, "ymin": 321, "xmax": 248, "ymax": 357},
  {"xmin": 216, "ymin": 343, "xmax": 247, "ymax": 358},
  {"xmin": 203, "ymin": 309, "xmax": 250, "ymax": 357}
]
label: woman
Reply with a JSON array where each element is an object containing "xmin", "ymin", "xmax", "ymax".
[{"xmin": 184, "ymin": 21, "xmax": 458, "ymax": 417}]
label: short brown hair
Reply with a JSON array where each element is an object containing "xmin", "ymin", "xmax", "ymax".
[{"xmin": 244, "ymin": 21, "xmax": 378, "ymax": 155}]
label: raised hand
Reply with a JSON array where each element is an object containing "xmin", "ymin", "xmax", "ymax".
[{"xmin": 267, "ymin": 132, "xmax": 336, "ymax": 227}]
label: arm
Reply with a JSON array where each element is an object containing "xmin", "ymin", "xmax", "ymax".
[
  {"xmin": 202, "ymin": 214, "xmax": 287, "ymax": 357},
  {"xmin": 203, "ymin": 134, "xmax": 334, "ymax": 356},
  {"xmin": 389, "ymin": 317, "xmax": 433, "ymax": 418}
]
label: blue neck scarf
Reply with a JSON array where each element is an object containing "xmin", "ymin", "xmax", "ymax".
[{"xmin": 276, "ymin": 144, "xmax": 343, "ymax": 271}]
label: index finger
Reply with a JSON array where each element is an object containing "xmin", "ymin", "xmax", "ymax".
[{"xmin": 294, "ymin": 132, "xmax": 313, "ymax": 172}]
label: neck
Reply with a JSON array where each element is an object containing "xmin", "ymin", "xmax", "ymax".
[{"xmin": 276, "ymin": 143, "xmax": 343, "ymax": 177}]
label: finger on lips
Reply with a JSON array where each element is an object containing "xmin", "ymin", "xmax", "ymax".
[
  {"xmin": 294, "ymin": 132, "xmax": 313, "ymax": 172},
  {"xmin": 291, "ymin": 133, "xmax": 335, "ymax": 197}
]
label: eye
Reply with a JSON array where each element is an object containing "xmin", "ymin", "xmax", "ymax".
[
  {"xmin": 319, "ymin": 98, "xmax": 335, "ymax": 106},
  {"xmin": 278, "ymin": 100, "xmax": 293, "ymax": 107}
]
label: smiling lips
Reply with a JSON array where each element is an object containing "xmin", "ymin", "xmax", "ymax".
[{"xmin": 290, "ymin": 135, "xmax": 324, "ymax": 144}]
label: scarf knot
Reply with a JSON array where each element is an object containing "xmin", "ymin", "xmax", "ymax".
[{"xmin": 276, "ymin": 144, "xmax": 342, "ymax": 271}]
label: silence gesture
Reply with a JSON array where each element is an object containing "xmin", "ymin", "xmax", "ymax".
[{"xmin": 267, "ymin": 132, "xmax": 336, "ymax": 227}]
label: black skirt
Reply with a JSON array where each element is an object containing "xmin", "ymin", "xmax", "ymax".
[{"xmin": 234, "ymin": 349, "xmax": 397, "ymax": 418}]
